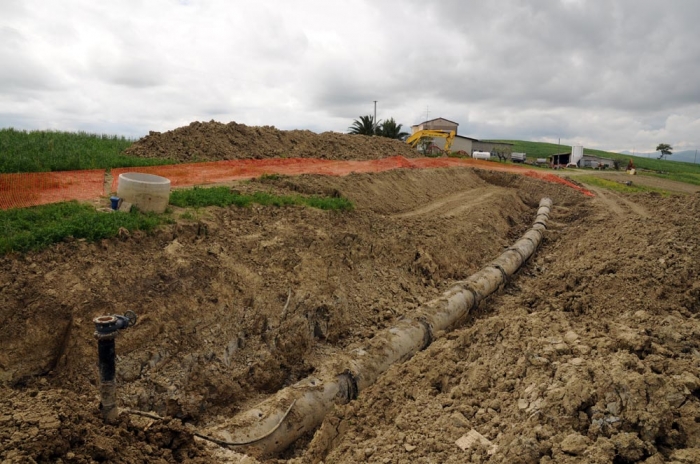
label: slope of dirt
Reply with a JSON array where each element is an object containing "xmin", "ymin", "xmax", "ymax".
[
  {"xmin": 0, "ymin": 168, "xmax": 577, "ymax": 463},
  {"xmin": 309, "ymin": 191, "xmax": 700, "ymax": 464},
  {"xmin": 4, "ymin": 164, "xmax": 697, "ymax": 463},
  {"xmin": 124, "ymin": 121, "xmax": 420, "ymax": 162}
]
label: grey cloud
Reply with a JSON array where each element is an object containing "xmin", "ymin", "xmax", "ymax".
[
  {"xmin": 1, "ymin": 0, "xmax": 700, "ymax": 153},
  {"xmin": 0, "ymin": 26, "xmax": 64, "ymax": 93}
]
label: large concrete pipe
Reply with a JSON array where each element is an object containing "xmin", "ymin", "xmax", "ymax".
[{"xmin": 201, "ymin": 198, "xmax": 553, "ymax": 456}]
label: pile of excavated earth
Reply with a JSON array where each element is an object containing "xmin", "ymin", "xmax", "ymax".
[
  {"xmin": 124, "ymin": 120, "xmax": 420, "ymax": 162},
  {"xmin": 1, "ymin": 125, "xmax": 700, "ymax": 463}
]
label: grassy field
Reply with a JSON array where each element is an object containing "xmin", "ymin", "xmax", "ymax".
[
  {"xmin": 493, "ymin": 140, "xmax": 700, "ymax": 185},
  {"xmin": 169, "ymin": 186, "xmax": 354, "ymax": 211},
  {"xmin": 576, "ymin": 175, "xmax": 670, "ymax": 195},
  {"xmin": 491, "ymin": 140, "xmax": 574, "ymax": 159},
  {"xmin": 0, "ymin": 128, "xmax": 175, "ymax": 173},
  {"xmin": 0, "ymin": 187, "xmax": 352, "ymax": 254},
  {"xmin": 0, "ymin": 201, "xmax": 167, "ymax": 254}
]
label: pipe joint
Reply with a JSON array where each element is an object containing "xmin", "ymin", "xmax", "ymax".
[
  {"xmin": 417, "ymin": 318, "xmax": 434, "ymax": 350},
  {"xmin": 93, "ymin": 311, "xmax": 137, "ymax": 339},
  {"xmin": 337, "ymin": 370, "xmax": 359, "ymax": 402}
]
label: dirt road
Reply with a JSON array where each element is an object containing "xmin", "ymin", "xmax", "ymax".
[{"xmin": 1, "ymin": 167, "xmax": 699, "ymax": 463}]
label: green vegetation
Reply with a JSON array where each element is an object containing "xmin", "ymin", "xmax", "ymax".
[
  {"xmin": 0, "ymin": 201, "xmax": 167, "ymax": 254},
  {"xmin": 0, "ymin": 185, "xmax": 353, "ymax": 254},
  {"xmin": 0, "ymin": 128, "xmax": 175, "ymax": 173},
  {"xmin": 169, "ymin": 186, "xmax": 354, "ymax": 211},
  {"xmin": 577, "ymin": 175, "xmax": 670, "ymax": 195},
  {"xmin": 348, "ymin": 115, "xmax": 409, "ymax": 140},
  {"xmin": 491, "ymin": 140, "xmax": 573, "ymax": 159},
  {"xmin": 493, "ymin": 140, "xmax": 700, "ymax": 184},
  {"xmin": 656, "ymin": 143, "xmax": 673, "ymax": 159},
  {"xmin": 640, "ymin": 171, "xmax": 700, "ymax": 186}
]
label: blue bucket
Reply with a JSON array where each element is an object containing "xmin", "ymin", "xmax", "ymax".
[{"xmin": 110, "ymin": 196, "xmax": 120, "ymax": 210}]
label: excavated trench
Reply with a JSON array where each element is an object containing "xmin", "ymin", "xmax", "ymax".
[{"xmin": 0, "ymin": 168, "xmax": 590, "ymax": 462}]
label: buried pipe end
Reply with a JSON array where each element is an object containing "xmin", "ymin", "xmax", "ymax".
[
  {"xmin": 93, "ymin": 311, "xmax": 137, "ymax": 423},
  {"xmin": 337, "ymin": 370, "xmax": 359, "ymax": 402},
  {"xmin": 93, "ymin": 311, "xmax": 137, "ymax": 339}
]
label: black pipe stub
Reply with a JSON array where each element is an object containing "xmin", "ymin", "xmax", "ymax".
[{"xmin": 93, "ymin": 311, "xmax": 137, "ymax": 339}]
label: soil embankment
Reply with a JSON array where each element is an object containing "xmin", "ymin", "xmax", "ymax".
[{"xmin": 124, "ymin": 121, "xmax": 419, "ymax": 162}]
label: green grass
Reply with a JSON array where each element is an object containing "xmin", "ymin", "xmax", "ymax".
[
  {"xmin": 0, "ymin": 201, "xmax": 167, "ymax": 254},
  {"xmin": 577, "ymin": 175, "xmax": 670, "ymax": 195},
  {"xmin": 490, "ymin": 140, "xmax": 574, "ymax": 159},
  {"xmin": 492, "ymin": 140, "xmax": 700, "ymax": 184},
  {"xmin": 639, "ymin": 171, "xmax": 700, "ymax": 186},
  {"xmin": 169, "ymin": 186, "xmax": 354, "ymax": 211},
  {"xmin": 0, "ymin": 128, "xmax": 176, "ymax": 173}
]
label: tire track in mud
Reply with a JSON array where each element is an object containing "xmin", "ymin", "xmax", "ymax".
[
  {"xmin": 392, "ymin": 187, "xmax": 501, "ymax": 219},
  {"xmin": 586, "ymin": 185, "xmax": 650, "ymax": 218}
]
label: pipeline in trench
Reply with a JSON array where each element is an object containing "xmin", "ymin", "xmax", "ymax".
[{"xmin": 187, "ymin": 197, "xmax": 554, "ymax": 457}]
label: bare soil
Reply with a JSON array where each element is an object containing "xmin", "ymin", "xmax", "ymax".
[
  {"xmin": 1, "ymin": 164, "xmax": 699, "ymax": 463},
  {"xmin": 124, "ymin": 121, "xmax": 419, "ymax": 162}
]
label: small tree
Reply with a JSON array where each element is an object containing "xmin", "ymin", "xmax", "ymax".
[
  {"xmin": 377, "ymin": 118, "xmax": 409, "ymax": 141},
  {"xmin": 348, "ymin": 115, "xmax": 379, "ymax": 136},
  {"xmin": 656, "ymin": 143, "xmax": 673, "ymax": 160},
  {"xmin": 417, "ymin": 136, "xmax": 434, "ymax": 154}
]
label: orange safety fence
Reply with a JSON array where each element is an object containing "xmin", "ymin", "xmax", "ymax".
[
  {"xmin": 0, "ymin": 169, "xmax": 106, "ymax": 210},
  {"xmin": 109, "ymin": 156, "xmax": 418, "ymax": 191},
  {"xmin": 111, "ymin": 156, "xmax": 593, "ymax": 197},
  {"xmin": 1, "ymin": 156, "xmax": 593, "ymax": 210}
]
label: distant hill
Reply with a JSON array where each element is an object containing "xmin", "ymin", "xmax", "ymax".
[
  {"xmin": 619, "ymin": 150, "xmax": 699, "ymax": 164},
  {"xmin": 492, "ymin": 140, "xmax": 700, "ymax": 176}
]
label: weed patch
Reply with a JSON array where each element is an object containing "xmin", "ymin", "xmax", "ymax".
[
  {"xmin": 169, "ymin": 186, "xmax": 353, "ymax": 211},
  {"xmin": 577, "ymin": 176, "xmax": 671, "ymax": 195},
  {"xmin": 0, "ymin": 202, "xmax": 168, "ymax": 254}
]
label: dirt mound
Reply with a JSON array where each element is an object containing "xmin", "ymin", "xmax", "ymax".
[
  {"xmin": 124, "ymin": 120, "xmax": 419, "ymax": 162},
  {"xmin": 314, "ymin": 192, "xmax": 700, "ymax": 464},
  {"xmin": 0, "ymin": 387, "xmax": 209, "ymax": 463}
]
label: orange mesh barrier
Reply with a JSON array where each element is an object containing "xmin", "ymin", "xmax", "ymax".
[
  {"xmin": 0, "ymin": 169, "xmax": 106, "ymax": 210},
  {"xmin": 0, "ymin": 156, "xmax": 592, "ymax": 211},
  {"xmin": 111, "ymin": 156, "xmax": 593, "ymax": 197}
]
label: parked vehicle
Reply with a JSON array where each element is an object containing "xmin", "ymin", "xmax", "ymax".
[{"xmin": 511, "ymin": 152, "xmax": 527, "ymax": 163}]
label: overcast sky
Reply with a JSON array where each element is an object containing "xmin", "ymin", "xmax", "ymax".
[{"xmin": 2, "ymin": 0, "xmax": 699, "ymax": 152}]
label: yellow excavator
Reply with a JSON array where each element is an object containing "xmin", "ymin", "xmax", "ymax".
[{"xmin": 405, "ymin": 130, "xmax": 456, "ymax": 154}]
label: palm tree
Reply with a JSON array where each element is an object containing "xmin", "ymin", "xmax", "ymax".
[
  {"xmin": 378, "ymin": 118, "xmax": 409, "ymax": 141},
  {"xmin": 348, "ymin": 115, "xmax": 379, "ymax": 136}
]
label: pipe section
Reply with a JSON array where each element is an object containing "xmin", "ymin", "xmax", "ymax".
[
  {"xmin": 94, "ymin": 311, "xmax": 137, "ymax": 422},
  {"xmin": 204, "ymin": 198, "xmax": 553, "ymax": 456}
]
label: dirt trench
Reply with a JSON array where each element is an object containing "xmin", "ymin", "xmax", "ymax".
[{"xmin": 2, "ymin": 166, "xmax": 698, "ymax": 463}]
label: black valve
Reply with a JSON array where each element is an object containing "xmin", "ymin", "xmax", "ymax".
[
  {"xmin": 93, "ymin": 311, "xmax": 137, "ymax": 422},
  {"xmin": 94, "ymin": 311, "xmax": 137, "ymax": 337}
]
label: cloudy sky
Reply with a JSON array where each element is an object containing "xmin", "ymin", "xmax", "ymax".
[{"xmin": 1, "ymin": 0, "xmax": 699, "ymax": 152}]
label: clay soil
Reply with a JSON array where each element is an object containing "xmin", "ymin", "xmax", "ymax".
[
  {"xmin": 124, "ymin": 121, "xmax": 420, "ymax": 162},
  {"xmin": 1, "ymin": 165, "xmax": 700, "ymax": 463}
]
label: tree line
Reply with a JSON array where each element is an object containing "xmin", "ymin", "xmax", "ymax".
[{"xmin": 348, "ymin": 115, "xmax": 409, "ymax": 140}]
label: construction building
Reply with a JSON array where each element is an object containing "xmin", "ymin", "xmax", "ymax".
[{"xmin": 411, "ymin": 117, "xmax": 513, "ymax": 155}]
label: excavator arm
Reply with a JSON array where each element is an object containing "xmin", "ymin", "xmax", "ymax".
[{"xmin": 405, "ymin": 130, "xmax": 456, "ymax": 153}]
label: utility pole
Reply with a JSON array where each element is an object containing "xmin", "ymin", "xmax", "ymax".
[
  {"xmin": 695, "ymin": 149, "xmax": 697, "ymax": 164},
  {"xmin": 373, "ymin": 101, "xmax": 377, "ymax": 133}
]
